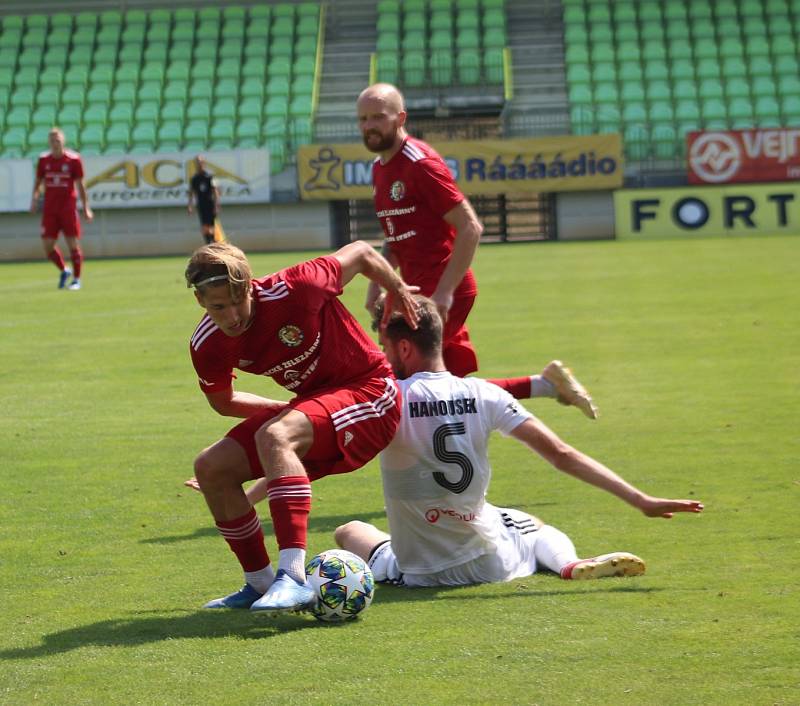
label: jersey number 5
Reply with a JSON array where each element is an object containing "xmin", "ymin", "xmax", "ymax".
[{"xmin": 432, "ymin": 422, "xmax": 474, "ymax": 494}]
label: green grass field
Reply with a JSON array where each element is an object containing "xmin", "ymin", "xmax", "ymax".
[{"xmin": 1, "ymin": 236, "xmax": 798, "ymax": 705}]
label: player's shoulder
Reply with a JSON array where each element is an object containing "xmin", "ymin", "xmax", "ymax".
[
  {"xmin": 400, "ymin": 137, "xmax": 440, "ymax": 164},
  {"xmin": 64, "ymin": 148, "xmax": 82, "ymax": 160},
  {"xmin": 190, "ymin": 313, "xmax": 221, "ymax": 353},
  {"xmin": 253, "ymin": 273, "xmax": 290, "ymax": 303}
]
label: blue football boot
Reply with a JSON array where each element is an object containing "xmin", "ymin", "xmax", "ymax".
[
  {"xmin": 58, "ymin": 268, "xmax": 72, "ymax": 289},
  {"xmin": 203, "ymin": 583, "xmax": 263, "ymax": 609},
  {"xmin": 250, "ymin": 570, "xmax": 315, "ymax": 614}
]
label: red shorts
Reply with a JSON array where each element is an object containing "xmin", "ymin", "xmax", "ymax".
[
  {"xmin": 227, "ymin": 376, "xmax": 401, "ymax": 482},
  {"xmin": 442, "ymin": 294, "xmax": 478, "ymax": 377},
  {"xmin": 41, "ymin": 208, "xmax": 81, "ymax": 239}
]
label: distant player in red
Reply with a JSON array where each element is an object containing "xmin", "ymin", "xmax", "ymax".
[
  {"xmin": 185, "ymin": 240, "xmax": 419, "ymax": 614},
  {"xmin": 31, "ymin": 127, "xmax": 93, "ymax": 290},
  {"xmin": 356, "ymin": 84, "xmax": 599, "ymax": 418}
]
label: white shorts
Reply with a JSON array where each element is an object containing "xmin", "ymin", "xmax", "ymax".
[{"xmin": 368, "ymin": 508, "xmax": 543, "ymax": 588}]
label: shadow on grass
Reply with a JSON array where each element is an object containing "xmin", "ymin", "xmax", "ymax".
[
  {"xmin": 373, "ymin": 581, "xmax": 667, "ymax": 604},
  {"xmin": 0, "ymin": 609, "xmax": 329, "ymax": 660},
  {"xmin": 141, "ymin": 509, "xmax": 388, "ymax": 545}
]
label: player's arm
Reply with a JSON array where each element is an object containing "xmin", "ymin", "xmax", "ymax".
[
  {"xmin": 204, "ymin": 387, "xmax": 288, "ymax": 418},
  {"xmin": 75, "ymin": 178, "xmax": 93, "ymax": 221},
  {"xmin": 509, "ymin": 417, "xmax": 704, "ymax": 518},
  {"xmin": 187, "ymin": 182, "xmax": 195, "ymax": 213},
  {"xmin": 365, "ymin": 240, "xmax": 399, "ymax": 314},
  {"xmin": 333, "ymin": 239, "xmax": 420, "ymax": 329},
  {"xmin": 30, "ymin": 175, "xmax": 43, "ymax": 212},
  {"xmin": 431, "ymin": 199, "xmax": 483, "ymax": 320}
]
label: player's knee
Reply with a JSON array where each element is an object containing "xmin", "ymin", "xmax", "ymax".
[
  {"xmin": 334, "ymin": 520, "xmax": 367, "ymax": 549},
  {"xmin": 255, "ymin": 420, "xmax": 293, "ymax": 458},
  {"xmin": 193, "ymin": 447, "xmax": 225, "ymax": 488}
]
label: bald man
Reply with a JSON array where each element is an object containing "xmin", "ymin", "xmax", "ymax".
[
  {"xmin": 357, "ymin": 83, "xmax": 483, "ymax": 378},
  {"xmin": 356, "ymin": 84, "xmax": 598, "ymax": 418}
]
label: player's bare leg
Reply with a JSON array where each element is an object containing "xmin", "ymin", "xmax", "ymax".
[
  {"xmin": 194, "ymin": 438, "xmax": 275, "ymax": 608},
  {"xmin": 249, "ymin": 410, "xmax": 317, "ymax": 614},
  {"xmin": 334, "ymin": 521, "xmax": 391, "ymax": 563}
]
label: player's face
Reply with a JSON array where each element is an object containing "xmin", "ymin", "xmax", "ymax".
[
  {"xmin": 48, "ymin": 131, "xmax": 64, "ymax": 154},
  {"xmin": 196, "ymin": 285, "xmax": 253, "ymax": 337},
  {"xmin": 357, "ymin": 97, "xmax": 403, "ymax": 153},
  {"xmin": 379, "ymin": 332, "xmax": 407, "ymax": 379}
]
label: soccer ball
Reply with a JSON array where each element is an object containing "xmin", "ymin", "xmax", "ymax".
[{"xmin": 305, "ymin": 549, "xmax": 375, "ymax": 622}]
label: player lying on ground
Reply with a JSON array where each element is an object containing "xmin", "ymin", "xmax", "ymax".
[
  {"xmin": 333, "ymin": 296, "xmax": 704, "ymax": 587},
  {"xmin": 185, "ymin": 240, "xmax": 418, "ymax": 613}
]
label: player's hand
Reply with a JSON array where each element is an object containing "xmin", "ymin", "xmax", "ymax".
[
  {"xmin": 430, "ymin": 289, "xmax": 454, "ymax": 324},
  {"xmin": 382, "ymin": 283, "xmax": 421, "ymax": 330},
  {"xmin": 30, "ymin": 200, "xmax": 38, "ymax": 214},
  {"xmin": 183, "ymin": 477, "xmax": 202, "ymax": 493},
  {"xmin": 187, "ymin": 205, "xmax": 193, "ymax": 215},
  {"xmin": 83, "ymin": 205, "xmax": 94, "ymax": 222},
  {"xmin": 639, "ymin": 496, "xmax": 704, "ymax": 518}
]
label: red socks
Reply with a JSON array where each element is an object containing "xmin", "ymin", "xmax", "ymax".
[
  {"xmin": 70, "ymin": 247, "xmax": 83, "ymax": 278},
  {"xmin": 47, "ymin": 248, "xmax": 66, "ymax": 270},
  {"xmin": 215, "ymin": 507, "xmax": 270, "ymax": 572},
  {"xmin": 267, "ymin": 476, "xmax": 312, "ymax": 550},
  {"xmin": 487, "ymin": 376, "xmax": 532, "ymax": 400}
]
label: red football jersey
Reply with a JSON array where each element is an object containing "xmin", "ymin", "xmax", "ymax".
[
  {"xmin": 36, "ymin": 150, "xmax": 84, "ymax": 212},
  {"xmin": 372, "ymin": 136, "xmax": 477, "ymax": 298},
  {"xmin": 190, "ymin": 255, "xmax": 392, "ymax": 396}
]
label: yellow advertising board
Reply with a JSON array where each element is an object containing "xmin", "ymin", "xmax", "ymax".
[
  {"xmin": 298, "ymin": 135, "xmax": 623, "ymax": 200},
  {"xmin": 615, "ymin": 184, "xmax": 800, "ymax": 238}
]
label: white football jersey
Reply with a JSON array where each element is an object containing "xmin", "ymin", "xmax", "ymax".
[{"xmin": 380, "ymin": 371, "xmax": 533, "ymax": 574}]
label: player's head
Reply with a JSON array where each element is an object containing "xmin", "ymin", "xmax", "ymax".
[
  {"xmin": 194, "ymin": 154, "xmax": 206, "ymax": 171},
  {"xmin": 185, "ymin": 243, "xmax": 254, "ymax": 337},
  {"xmin": 372, "ymin": 295, "xmax": 443, "ymax": 378},
  {"xmin": 48, "ymin": 127, "xmax": 65, "ymax": 155},
  {"xmin": 356, "ymin": 83, "xmax": 407, "ymax": 154}
]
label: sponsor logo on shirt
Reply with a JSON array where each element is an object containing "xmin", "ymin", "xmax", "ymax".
[
  {"xmin": 278, "ymin": 324, "xmax": 304, "ymax": 347},
  {"xmin": 425, "ymin": 507, "xmax": 476, "ymax": 523},
  {"xmin": 389, "ymin": 180, "xmax": 405, "ymax": 201},
  {"xmin": 375, "ymin": 206, "xmax": 416, "ymax": 217}
]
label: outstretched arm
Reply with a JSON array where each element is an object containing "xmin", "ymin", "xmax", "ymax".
[
  {"xmin": 510, "ymin": 418, "xmax": 704, "ymax": 518},
  {"xmin": 365, "ymin": 241, "xmax": 399, "ymax": 314},
  {"xmin": 334, "ymin": 239, "xmax": 420, "ymax": 329}
]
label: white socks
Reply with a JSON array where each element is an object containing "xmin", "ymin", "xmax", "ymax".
[
  {"xmin": 530, "ymin": 375, "xmax": 557, "ymax": 398},
  {"xmin": 245, "ymin": 565, "xmax": 276, "ymax": 593},
  {"xmin": 534, "ymin": 525, "xmax": 579, "ymax": 573},
  {"xmin": 278, "ymin": 548, "xmax": 307, "ymax": 582}
]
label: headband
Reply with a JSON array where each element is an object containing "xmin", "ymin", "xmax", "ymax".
[{"xmin": 192, "ymin": 274, "xmax": 229, "ymax": 288}]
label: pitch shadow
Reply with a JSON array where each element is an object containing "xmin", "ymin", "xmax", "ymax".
[{"xmin": 0, "ymin": 609, "xmax": 327, "ymax": 660}]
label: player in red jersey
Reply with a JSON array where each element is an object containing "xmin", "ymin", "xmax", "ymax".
[
  {"xmin": 185, "ymin": 240, "xmax": 419, "ymax": 613},
  {"xmin": 356, "ymin": 84, "xmax": 598, "ymax": 418},
  {"xmin": 31, "ymin": 127, "xmax": 93, "ymax": 290}
]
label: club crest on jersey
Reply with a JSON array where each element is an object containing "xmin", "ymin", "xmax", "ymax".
[
  {"xmin": 278, "ymin": 324, "xmax": 304, "ymax": 347},
  {"xmin": 389, "ymin": 180, "xmax": 405, "ymax": 201}
]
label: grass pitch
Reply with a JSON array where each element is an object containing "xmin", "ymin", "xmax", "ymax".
[{"xmin": 1, "ymin": 236, "xmax": 798, "ymax": 705}]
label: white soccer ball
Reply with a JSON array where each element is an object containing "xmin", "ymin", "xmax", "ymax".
[{"xmin": 305, "ymin": 549, "xmax": 375, "ymax": 622}]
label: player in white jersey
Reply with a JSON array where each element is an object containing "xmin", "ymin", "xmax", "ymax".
[{"xmin": 334, "ymin": 297, "xmax": 705, "ymax": 587}]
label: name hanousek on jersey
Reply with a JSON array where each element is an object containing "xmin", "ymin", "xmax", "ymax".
[{"xmin": 380, "ymin": 371, "xmax": 532, "ymax": 574}]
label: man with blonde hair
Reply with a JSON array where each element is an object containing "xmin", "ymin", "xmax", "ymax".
[
  {"xmin": 334, "ymin": 297, "xmax": 704, "ymax": 588},
  {"xmin": 185, "ymin": 240, "xmax": 418, "ymax": 614},
  {"xmin": 31, "ymin": 127, "xmax": 93, "ymax": 290}
]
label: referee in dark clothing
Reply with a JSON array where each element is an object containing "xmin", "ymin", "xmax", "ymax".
[{"xmin": 187, "ymin": 155, "xmax": 221, "ymax": 244}]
